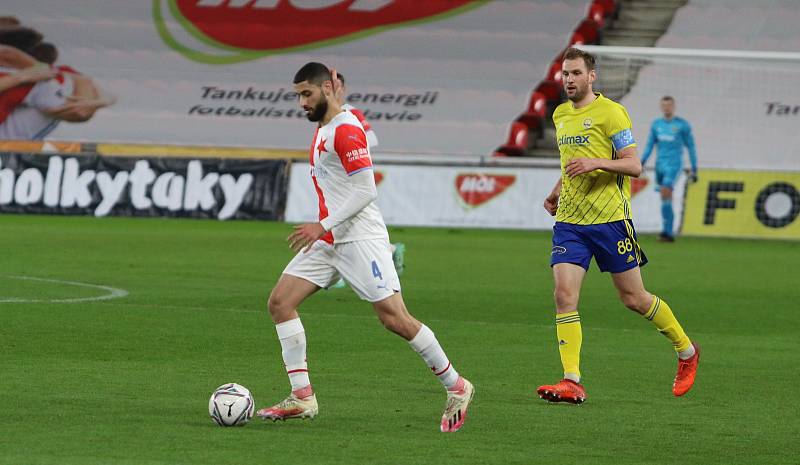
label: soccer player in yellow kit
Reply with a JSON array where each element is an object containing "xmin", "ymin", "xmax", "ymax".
[{"xmin": 537, "ymin": 48, "xmax": 700, "ymax": 403}]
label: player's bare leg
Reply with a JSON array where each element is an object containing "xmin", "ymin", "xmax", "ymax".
[
  {"xmin": 538, "ymin": 263, "xmax": 588, "ymax": 403},
  {"xmin": 612, "ymin": 267, "xmax": 699, "ymax": 396},
  {"xmin": 372, "ymin": 293, "xmax": 474, "ymax": 432},
  {"xmin": 258, "ymin": 274, "xmax": 321, "ymax": 421}
]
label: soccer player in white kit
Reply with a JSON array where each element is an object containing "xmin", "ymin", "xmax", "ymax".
[{"xmin": 256, "ymin": 62, "xmax": 474, "ymax": 433}]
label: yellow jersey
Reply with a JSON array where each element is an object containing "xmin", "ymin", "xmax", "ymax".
[{"xmin": 553, "ymin": 93, "xmax": 637, "ymax": 225}]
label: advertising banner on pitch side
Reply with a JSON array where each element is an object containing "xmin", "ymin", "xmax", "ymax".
[
  {"xmin": 0, "ymin": 153, "xmax": 288, "ymax": 220},
  {"xmin": 682, "ymin": 169, "xmax": 800, "ymax": 240},
  {"xmin": 285, "ymin": 163, "xmax": 679, "ymax": 233}
]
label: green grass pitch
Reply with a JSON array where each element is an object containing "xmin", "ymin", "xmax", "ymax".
[{"xmin": 1, "ymin": 214, "xmax": 797, "ymax": 465}]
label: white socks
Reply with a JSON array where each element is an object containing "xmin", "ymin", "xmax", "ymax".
[
  {"xmin": 277, "ymin": 320, "xmax": 461, "ymax": 395},
  {"xmin": 408, "ymin": 325, "xmax": 460, "ymax": 390},
  {"xmin": 275, "ymin": 318, "xmax": 310, "ymax": 392},
  {"xmin": 678, "ymin": 344, "xmax": 696, "ymax": 360}
]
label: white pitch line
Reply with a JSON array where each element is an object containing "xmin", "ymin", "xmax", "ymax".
[{"xmin": 0, "ymin": 276, "xmax": 129, "ymax": 303}]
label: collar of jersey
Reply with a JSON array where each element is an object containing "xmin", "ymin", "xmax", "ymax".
[
  {"xmin": 319, "ymin": 109, "xmax": 347, "ymax": 128},
  {"xmin": 569, "ymin": 92, "xmax": 603, "ymax": 113}
]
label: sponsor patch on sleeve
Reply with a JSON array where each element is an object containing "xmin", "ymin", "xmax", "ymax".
[{"xmin": 334, "ymin": 124, "xmax": 372, "ymax": 175}]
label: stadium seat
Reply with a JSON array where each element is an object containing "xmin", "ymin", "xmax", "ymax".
[
  {"xmin": 596, "ymin": 0, "xmax": 616, "ymax": 16},
  {"xmin": 587, "ymin": 2, "xmax": 607, "ymax": 28},
  {"xmin": 493, "ymin": 121, "xmax": 529, "ymax": 157},
  {"xmin": 536, "ymin": 80, "xmax": 562, "ymax": 104},
  {"xmin": 547, "ymin": 60, "xmax": 563, "ymax": 83},
  {"xmin": 516, "ymin": 112, "xmax": 544, "ymax": 140},
  {"xmin": 526, "ymin": 91, "xmax": 548, "ymax": 119},
  {"xmin": 573, "ymin": 19, "xmax": 599, "ymax": 44}
]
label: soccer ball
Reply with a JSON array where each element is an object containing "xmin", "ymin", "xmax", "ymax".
[{"xmin": 208, "ymin": 383, "xmax": 255, "ymax": 427}]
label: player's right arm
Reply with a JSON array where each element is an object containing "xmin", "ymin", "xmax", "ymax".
[
  {"xmin": 0, "ymin": 45, "xmax": 37, "ymax": 69},
  {"xmin": 544, "ymin": 177, "xmax": 562, "ymax": 216},
  {"xmin": 0, "ymin": 65, "xmax": 56, "ymax": 93},
  {"xmin": 0, "ymin": 45, "xmax": 56, "ymax": 92}
]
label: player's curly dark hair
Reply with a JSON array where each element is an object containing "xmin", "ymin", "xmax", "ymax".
[
  {"xmin": 293, "ymin": 62, "xmax": 333, "ymax": 87},
  {"xmin": 29, "ymin": 42, "xmax": 57, "ymax": 64},
  {"xmin": 0, "ymin": 26, "xmax": 43, "ymax": 51}
]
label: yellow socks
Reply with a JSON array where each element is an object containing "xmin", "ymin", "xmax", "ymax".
[
  {"xmin": 644, "ymin": 296, "xmax": 692, "ymax": 353},
  {"xmin": 556, "ymin": 311, "xmax": 582, "ymax": 382}
]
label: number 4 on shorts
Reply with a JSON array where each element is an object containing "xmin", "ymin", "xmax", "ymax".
[{"xmin": 371, "ymin": 260, "xmax": 383, "ymax": 280}]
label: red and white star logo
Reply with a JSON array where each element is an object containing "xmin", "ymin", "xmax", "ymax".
[{"xmin": 316, "ymin": 137, "xmax": 327, "ymax": 155}]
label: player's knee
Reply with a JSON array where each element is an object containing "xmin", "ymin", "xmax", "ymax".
[
  {"xmin": 378, "ymin": 312, "xmax": 416, "ymax": 338},
  {"xmin": 620, "ymin": 291, "xmax": 649, "ymax": 313},
  {"xmin": 267, "ymin": 292, "xmax": 290, "ymax": 319},
  {"xmin": 554, "ymin": 287, "xmax": 579, "ymax": 310},
  {"xmin": 378, "ymin": 312, "xmax": 402, "ymax": 334}
]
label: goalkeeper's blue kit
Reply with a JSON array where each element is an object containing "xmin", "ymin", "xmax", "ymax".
[
  {"xmin": 641, "ymin": 117, "xmax": 697, "ymax": 188},
  {"xmin": 641, "ymin": 116, "xmax": 697, "ymax": 237}
]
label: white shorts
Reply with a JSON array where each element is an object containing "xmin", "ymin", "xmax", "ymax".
[{"xmin": 282, "ymin": 238, "xmax": 401, "ymax": 302}]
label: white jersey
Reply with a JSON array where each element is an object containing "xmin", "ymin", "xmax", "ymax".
[
  {"xmin": 342, "ymin": 103, "xmax": 378, "ymax": 148},
  {"xmin": 0, "ymin": 68, "xmax": 72, "ymax": 140},
  {"xmin": 309, "ymin": 110, "xmax": 388, "ymax": 244}
]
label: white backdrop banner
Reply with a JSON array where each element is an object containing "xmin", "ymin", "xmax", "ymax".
[
  {"xmin": 2, "ymin": 0, "xmax": 587, "ymax": 155},
  {"xmin": 285, "ymin": 163, "xmax": 683, "ymax": 233}
]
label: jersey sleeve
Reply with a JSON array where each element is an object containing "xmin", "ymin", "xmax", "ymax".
[
  {"xmin": 334, "ymin": 123, "xmax": 372, "ymax": 175},
  {"xmin": 607, "ymin": 104, "xmax": 636, "ymax": 151},
  {"xmin": 348, "ymin": 107, "xmax": 372, "ymax": 132},
  {"xmin": 25, "ymin": 76, "xmax": 70, "ymax": 111}
]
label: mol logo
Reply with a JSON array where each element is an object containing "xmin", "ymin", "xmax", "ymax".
[
  {"xmin": 154, "ymin": 0, "xmax": 484, "ymax": 64},
  {"xmin": 455, "ymin": 174, "xmax": 516, "ymax": 207}
]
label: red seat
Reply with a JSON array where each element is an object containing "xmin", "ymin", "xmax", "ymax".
[
  {"xmin": 597, "ymin": 0, "xmax": 616, "ymax": 15},
  {"xmin": 587, "ymin": 2, "xmax": 606, "ymax": 27},
  {"xmin": 536, "ymin": 80, "xmax": 562, "ymax": 103},
  {"xmin": 574, "ymin": 19, "xmax": 599, "ymax": 44},
  {"xmin": 526, "ymin": 91, "xmax": 548, "ymax": 118},
  {"xmin": 547, "ymin": 60, "xmax": 563, "ymax": 83},
  {"xmin": 493, "ymin": 121, "xmax": 529, "ymax": 157},
  {"xmin": 516, "ymin": 113, "xmax": 543, "ymax": 137}
]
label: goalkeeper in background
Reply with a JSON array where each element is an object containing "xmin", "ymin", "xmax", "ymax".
[{"xmin": 640, "ymin": 96, "xmax": 698, "ymax": 242}]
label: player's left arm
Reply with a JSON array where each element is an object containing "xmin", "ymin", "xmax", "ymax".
[{"xmin": 683, "ymin": 121, "xmax": 698, "ymax": 178}]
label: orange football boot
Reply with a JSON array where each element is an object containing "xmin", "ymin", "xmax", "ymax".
[
  {"xmin": 537, "ymin": 379, "xmax": 586, "ymax": 404},
  {"xmin": 673, "ymin": 342, "xmax": 701, "ymax": 396}
]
